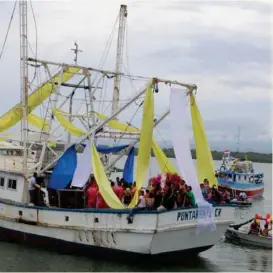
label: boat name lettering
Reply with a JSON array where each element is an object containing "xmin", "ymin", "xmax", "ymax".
[{"xmin": 176, "ymin": 208, "xmax": 222, "ymax": 221}]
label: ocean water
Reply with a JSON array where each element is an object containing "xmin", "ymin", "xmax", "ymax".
[{"xmin": 0, "ymin": 160, "xmax": 271, "ymax": 272}]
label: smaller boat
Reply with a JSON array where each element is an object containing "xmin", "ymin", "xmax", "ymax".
[
  {"xmin": 229, "ymin": 198, "xmax": 252, "ymax": 208},
  {"xmin": 216, "ymin": 150, "xmax": 264, "ymax": 198},
  {"xmin": 225, "ymin": 215, "xmax": 272, "ymax": 249}
]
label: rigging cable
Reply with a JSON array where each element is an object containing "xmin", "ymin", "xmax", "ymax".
[
  {"xmin": 29, "ymin": 0, "xmax": 38, "ymax": 86},
  {"xmin": 114, "ymin": 100, "xmax": 144, "ymax": 147},
  {"xmin": 101, "ymin": 76, "xmax": 109, "ymax": 113},
  {"xmin": 0, "ymin": 0, "xmax": 17, "ymax": 62},
  {"xmin": 92, "ymin": 13, "xmax": 119, "ymax": 86},
  {"xmin": 123, "ymin": 24, "xmax": 144, "ymax": 107},
  {"xmin": 155, "ymin": 126, "xmax": 171, "ymax": 174},
  {"xmin": 98, "ymin": 75, "xmax": 106, "ymax": 114}
]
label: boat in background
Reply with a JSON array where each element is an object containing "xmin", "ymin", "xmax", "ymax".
[
  {"xmin": 216, "ymin": 150, "xmax": 264, "ymax": 198},
  {"xmin": 229, "ymin": 198, "xmax": 252, "ymax": 208}
]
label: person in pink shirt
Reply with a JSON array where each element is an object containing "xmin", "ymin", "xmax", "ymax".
[
  {"xmin": 115, "ymin": 181, "xmax": 124, "ymax": 200},
  {"xmin": 86, "ymin": 184, "xmax": 98, "ymax": 208},
  {"xmin": 96, "ymin": 191, "xmax": 109, "ymax": 209}
]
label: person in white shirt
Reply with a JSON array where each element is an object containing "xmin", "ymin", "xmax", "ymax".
[
  {"xmin": 127, "ymin": 189, "xmax": 147, "ymax": 224},
  {"xmin": 29, "ymin": 172, "xmax": 38, "ymax": 204},
  {"xmin": 137, "ymin": 190, "xmax": 146, "ymax": 208},
  {"xmin": 239, "ymin": 192, "xmax": 247, "ymax": 201}
]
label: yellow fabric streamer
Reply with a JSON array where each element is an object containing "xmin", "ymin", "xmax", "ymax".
[
  {"xmin": 92, "ymin": 144, "xmax": 124, "ymax": 209},
  {"xmin": 127, "ymin": 82, "xmax": 154, "ymax": 208},
  {"xmin": 27, "ymin": 113, "xmax": 49, "ymax": 132},
  {"xmin": 93, "ymin": 112, "xmax": 177, "ymax": 175},
  {"xmin": 53, "ymin": 108, "xmax": 85, "ymax": 137},
  {"xmin": 95, "ymin": 112, "xmax": 139, "ymax": 133},
  {"xmin": 0, "ymin": 67, "xmax": 79, "ymax": 132},
  {"xmin": 190, "ymin": 93, "xmax": 217, "ymax": 187},
  {"xmin": 48, "ymin": 141, "xmax": 56, "ymax": 148},
  {"xmin": 47, "ymin": 83, "xmax": 173, "ymax": 208}
]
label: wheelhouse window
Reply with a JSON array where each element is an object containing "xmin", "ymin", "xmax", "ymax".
[
  {"xmin": 7, "ymin": 179, "xmax": 17, "ymax": 190},
  {"xmin": 0, "ymin": 177, "xmax": 4, "ymax": 188}
]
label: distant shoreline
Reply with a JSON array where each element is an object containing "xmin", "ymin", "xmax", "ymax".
[
  {"xmin": 134, "ymin": 148, "xmax": 272, "ymax": 163},
  {"xmin": 161, "ymin": 149, "xmax": 272, "ymax": 164}
]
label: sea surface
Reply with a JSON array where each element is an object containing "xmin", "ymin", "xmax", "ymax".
[{"xmin": 0, "ymin": 160, "xmax": 272, "ymax": 272}]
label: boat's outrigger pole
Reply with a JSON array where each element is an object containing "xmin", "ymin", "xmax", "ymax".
[
  {"xmin": 39, "ymin": 83, "xmax": 150, "ymax": 174},
  {"xmin": 27, "ymin": 58, "xmax": 197, "ymax": 91},
  {"xmin": 105, "ymin": 110, "xmax": 170, "ymax": 172},
  {"xmin": 36, "ymin": 65, "xmax": 64, "ymax": 173}
]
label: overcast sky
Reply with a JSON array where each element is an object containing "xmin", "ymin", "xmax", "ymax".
[{"xmin": 0, "ymin": 0, "xmax": 272, "ymax": 152}]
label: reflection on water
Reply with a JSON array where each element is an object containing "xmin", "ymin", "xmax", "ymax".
[
  {"xmin": 249, "ymin": 253, "xmax": 258, "ymax": 272},
  {"xmin": 248, "ymin": 251, "xmax": 271, "ymax": 272},
  {"xmin": 0, "ymin": 242, "xmax": 219, "ymax": 272},
  {"xmin": 201, "ymin": 241, "xmax": 272, "ymax": 272}
]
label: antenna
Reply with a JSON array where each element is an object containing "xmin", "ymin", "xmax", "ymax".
[
  {"xmin": 70, "ymin": 42, "xmax": 82, "ymax": 64},
  {"xmin": 236, "ymin": 126, "xmax": 241, "ymax": 155}
]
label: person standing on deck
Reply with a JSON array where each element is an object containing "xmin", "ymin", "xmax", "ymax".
[
  {"xmin": 115, "ymin": 181, "xmax": 124, "ymax": 200},
  {"xmin": 29, "ymin": 172, "xmax": 38, "ymax": 204},
  {"xmin": 186, "ymin": 186, "xmax": 196, "ymax": 207},
  {"xmin": 87, "ymin": 183, "xmax": 98, "ymax": 208},
  {"xmin": 136, "ymin": 190, "xmax": 146, "ymax": 208}
]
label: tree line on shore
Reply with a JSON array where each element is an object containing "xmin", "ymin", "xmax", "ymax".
[
  {"xmin": 51, "ymin": 143, "xmax": 272, "ymax": 164},
  {"xmin": 134, "ymin": 148, "xmax": 272, "ymax": 163}
]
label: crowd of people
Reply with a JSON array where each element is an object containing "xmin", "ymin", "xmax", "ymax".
[
  {"xmin": 249, "ymin": 217, "xmax": 272, "ymax": 238},
  {"xmin": 28, "ymin": 170, "xmax": 246, "ymax": 209},
  {"xmin": 85, "ymin": 173, "xmax": 198, "ymax": 210},
  {"xmin": 200, "ymin": 179, "xmax": 232, "ymax": 204},
  {"xmin": 85, "ymin": 173, "xmax": 235, "ymax": 210}
]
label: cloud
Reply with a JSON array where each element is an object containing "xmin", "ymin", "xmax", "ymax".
[{"xmin": 0, "ymin": 0, "xmax": 271, "ymax": 153}]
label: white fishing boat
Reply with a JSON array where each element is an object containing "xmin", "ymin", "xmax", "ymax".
[
  {"xmin": 225, "ymin": 218, "xmax": 272, "ymax": 249},
  {"xmin": 0, "ymin": 1, "xmax": 236, "ymax": 260}
]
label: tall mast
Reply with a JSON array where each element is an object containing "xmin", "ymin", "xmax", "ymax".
[
  {"xmin": 19, "ymin": 0, "xmax": 29, "ymax": 179},
  {"xmin": 111, "ymin": 4, "xmax": 127, "ymax": 119}
]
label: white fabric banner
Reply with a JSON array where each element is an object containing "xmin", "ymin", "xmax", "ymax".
[
  {"xmin": 170, "ymin": 88, "xmax": 216, "ymax": 234},
  {"xmin": 71, "ymin": 140, "xmax": 93, "ymax": 188}
]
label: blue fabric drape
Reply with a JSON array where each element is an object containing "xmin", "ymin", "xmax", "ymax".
[
  {"xmin": 123, "ymin": 147, "xmax": 135, "ymax": 184},
  {"xmin": 47, "ymin": 145, "xmax": 77, "ymax": 190},
  {"xmin": 96, "ymin": 144, "xmax": 128, "ymax": 154},
  {"xmin": 80, "ymin": 143, "xmax": 129, "ymax": 154}
]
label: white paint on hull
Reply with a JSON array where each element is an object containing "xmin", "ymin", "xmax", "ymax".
[{"xmin": 0, "ymin": 201, "xmax": 236, "ymax": 255}]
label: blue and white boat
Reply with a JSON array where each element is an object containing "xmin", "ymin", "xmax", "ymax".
[{"xmin": 217, "ymin": 150, "xmax": 264, "ymax": 198}]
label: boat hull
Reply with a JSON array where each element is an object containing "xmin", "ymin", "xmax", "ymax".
[
  {"xmin": 218, "ymin": 178, "xmax": 264, "ymax": 198},
  {"xmin": 229, "ymin": 201, "xmax": 252, "ymax": 208},
  {"xmin": 0, "ymin": 224, "xmax": 214, "ymax": 261},
  {"xmin": 0, "ymin": 199, "xmax": 236, "ymax": 260},
  {"xmin": 225, "ymin": 228, "xmax": 272, "ymax": 249}
]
